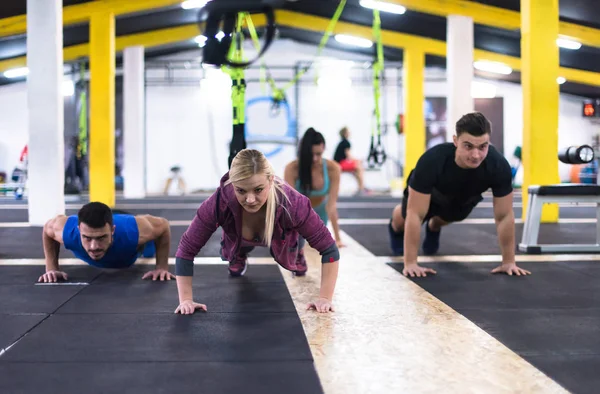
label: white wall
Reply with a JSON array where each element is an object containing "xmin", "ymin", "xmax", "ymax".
[
  {"xmin": 0, "ymin": 38, "xmax": 598, "ymax": 191},
  {"xmin": 144, "ymin": 39, "xmax": 600, "ymax": 192},
  {"xmin": 0, "ymin": 83, "xmax": 28, "ymax": 177}
]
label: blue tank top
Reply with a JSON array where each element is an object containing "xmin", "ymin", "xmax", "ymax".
[
  {"xmin": 62, "ymin": 214, "xmax": 141, "ymax": 269},
  {"xmin": 295, "ymin": 158, "xmax": 330, "ymax": 197}
]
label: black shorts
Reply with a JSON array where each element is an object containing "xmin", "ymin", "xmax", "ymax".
[{"xmin": 401, "ymin": 185, "xmax": 479, "ymax": 223}]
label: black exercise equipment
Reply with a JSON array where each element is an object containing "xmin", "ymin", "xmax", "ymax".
[
  {"xmin": 199, "ymin": 0, "xmax": 282, "ymax": 68},
  {"xmin": 558, "ymin": 144, "xmax": 595, "ymax": 164},
  {"xmin": 520, "ymin": 144, "xmax": 600, "ymax": 253}
]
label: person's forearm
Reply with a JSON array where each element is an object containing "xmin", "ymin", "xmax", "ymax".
[
  {"xmin": 327, "ymin": 206, "xmax": 341, "ymax": 242},
  {"xmin": 155, "ymin": 226, "xmax": 171, "ymax": 270},
  {"xmin": 320, "ymin": 261, "xmax": 339, "ymax": 300},
  {"xmin": 42, "ymin": 231, "xmax": 60, "ymax": 272},
  {"xmin": 176, "ymin": 276, "xmax": 194, "ymax": 303},
  {"xmin": 403, "ymin": 213, "xmax": 423, "ymax": 265},
  {"xmin": 496, "ymin": 213, "xmax": 516, "ymax": 264}
]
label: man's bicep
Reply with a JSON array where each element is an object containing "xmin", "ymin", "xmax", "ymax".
[
  {"xmin": 493, "ymin": 193, "xmax": 513, "ymax": 219},
  {"xmin": 136, "ymin": 215, "xmax": 169, "ymax": 244},
  {"xmin": 46, "ymin": 215, "xmax": 67, "ymax": 243},
  {"xmin": 406, "ymin": 187, "xmax": 431, "ymax": 218}
]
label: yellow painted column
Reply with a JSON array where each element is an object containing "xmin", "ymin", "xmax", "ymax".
[
  {"xmin": 402, "ymin": 48, "xmax": 426, "ymax": 188},
  {"xmin": 520, "ymin": 0, "xmax": 560, "ymax": 221},
  {"xmin": 89, "ymin": 9, "xmax": 116, "ymax": 206}
]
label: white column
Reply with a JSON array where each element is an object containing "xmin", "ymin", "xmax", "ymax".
[
  {"xmin": 447, "ymin": 15, "xmax": 474, "ymax": 141},
  {"xmin": 123, "ymin": 46, "xmax": 146, "ymax": 198},
  {"xmin": 26, "ymin": 0, "xmax": 65, "ymax": 225}
]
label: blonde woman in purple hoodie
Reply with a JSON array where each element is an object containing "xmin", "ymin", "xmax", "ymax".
[{"xmin": 174, "ymin": 149, "xmax": 340, "ymax": 315}]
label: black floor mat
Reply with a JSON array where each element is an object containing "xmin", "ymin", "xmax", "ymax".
[
  {"xmin": 0, "ymin": 227, "xmax": 273, "ymax": 259},
  {"xmin": 56, "ymin": 266, "xmax": 295, "ymax": 314},
  {"xmin": 0, "ymin": 361, "xmax": 322, "ymax": 394},
  {"xmin": 1, "ymin": 205, "xmax": 592, "ymax": 222},
  {"xmin": 0, "ymin": 264, "xmax": 322, "ymax": 394},
  {"xmin": 0, "ymin": 265, "xmax": 101, "ymax": 285},
  {"xmin": 0, "ymin": 314, "xmax": 47, "ymax": 351},
  {"xmin": 343, "ymin": 222, "xmax": 599, "ymax": 256},
  {"xmin": 2, "ymin": 313, "xmax": 313, "ymax": 362},
  {"xmin": 0, "ymin": 208, "xmax": 203, "ymax": 222},
  {"xmin": 0, "ymin": 285, "xmax": 86, "ymax": 314},
  {"xmin": 387, "ymin": 261, "xmax": 600, "ymax": 394}
]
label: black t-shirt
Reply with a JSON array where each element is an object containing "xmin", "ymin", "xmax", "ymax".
[
  {"xmin": 333, "ymin": 139, "xmax": 351, "ymax": 162},
  {"xmin": 408, "ymin": 142, "xmax": 513, "ymax": 207}
]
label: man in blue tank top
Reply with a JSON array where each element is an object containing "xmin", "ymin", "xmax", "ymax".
[{"xmin": 38, "ymin": 202, "xmax": 174, "ymax": 283}]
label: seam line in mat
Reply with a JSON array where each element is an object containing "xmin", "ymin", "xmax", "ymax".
[{"xmin": 0, "ymin": 281, "xmax": 90, "ymax": 359}]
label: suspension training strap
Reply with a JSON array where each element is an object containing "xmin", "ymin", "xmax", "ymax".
[
  {"xmin": 77, "ymin": 62, "xmax": 88, "ymax": 161},
  {"xmin": 224, "ymin": 14, "xmax": 247, "ymax": 168},
  {"xmin": 367, "ymin": 8, "xmax": 387, "ymax": 168},
  {"xmin": 245, "ymin": 1, "xmax": 347, "ymax": 112}
]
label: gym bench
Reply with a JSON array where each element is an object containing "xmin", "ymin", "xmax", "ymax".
[{"xmin": 519, "ymin": 184, "xmax": 600, "ymax": 253}]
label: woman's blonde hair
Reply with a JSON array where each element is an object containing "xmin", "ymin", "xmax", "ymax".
[{"xmin": 226, "ymin": 149, "xmax": 289, "ymax": 248}]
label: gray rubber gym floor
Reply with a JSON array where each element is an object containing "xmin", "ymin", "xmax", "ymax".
[
  {"xmin": 387, "ymin": 261, "xmax": 600, "ymax": 394},
  {"xmin": 1, "ymin": 192, "xmax": 599, "ymax": 393},
  {"xmin": 0, "ymin": 264, "xmax": 323, "ymax": 394}
]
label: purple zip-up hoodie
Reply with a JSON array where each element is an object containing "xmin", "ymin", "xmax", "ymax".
[{"xmin": 175, "ymin": 173, "xmax": 340, "ymax": 276}]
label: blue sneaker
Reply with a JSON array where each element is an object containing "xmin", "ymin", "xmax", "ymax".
[
  {"xmin": 388, "ymin": 219, "xmax": 404, "ymax": 255},
  {"xmin": 422, "ymin": 220, "xmax": 441, "ymax": 255}
]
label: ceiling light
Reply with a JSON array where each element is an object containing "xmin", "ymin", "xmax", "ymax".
[
  {"xmin": 195, "ymin": 35, "xmax": 207, "ymax": 47},
  {"xmin": 557, "ymin": 76, "xmax": 566, "ymax": 84},
  {"xmin": 359, "ymin": 0, "xmax": 406, "ymax": 14},
  {"xmin": 335, "ymin": 34, "xmax": 373, "ymax": 48},
  {"xmin": 4, "ymin": 67, "xmax": 29, "ymax": 79},
  {"xmin": 473, "ymin": 60, "xmax": 512, "ymax": 75},
  {"xmin": 556, "ymin": 38, "xmax": 581, "ymax": 50},
  {"xmin": 181, "ymin": 0, "xmax": 210, "ymax": 10}
]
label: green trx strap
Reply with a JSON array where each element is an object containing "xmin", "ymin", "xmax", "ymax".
[
  {"xmin": 367, "ymin": 8, "xmax": 386, "ymax": 168},
  {"xmin": 245, "ymin": 1, "xmax": 347, "ymax": 115},
  {"xmin": 77, "ymin": 62, "xmax": 88, "ymax": 160},
  {"xmin": 223, "ymin": 14, "xmax": 247, "ymax": 168}
]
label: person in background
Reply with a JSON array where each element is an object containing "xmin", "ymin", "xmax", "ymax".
[
  {"xmin": 333, "ymin": 126, "xmax": 367, "ymax": 195},
  {"xmin": 284, "ymin": 128, "xmax": 344, "ymax": 274}
]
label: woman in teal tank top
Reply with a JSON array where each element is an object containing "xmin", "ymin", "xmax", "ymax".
[{"xmin": 284, "ymin": 128, "xmax": 344, "ymax": 275}]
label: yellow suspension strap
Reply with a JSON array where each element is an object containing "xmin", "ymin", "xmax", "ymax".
[
  {"xmin": 76, "ymin": 61, "xmax": 88, "ymax": 161},
  {"xmin": 367, "ymin": 8, "xmax": 387, "ymax": 168},
  {"xmin": 245, "ymin": 1, "xmax": 347, "ymax": 115},
  {"xmin": 222, "ymin": 14, "xmax": 248, "ymax": 168}
]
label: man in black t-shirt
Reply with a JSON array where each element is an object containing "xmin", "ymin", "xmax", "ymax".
[{"xmin": 388, "ymin": 112, "xmax": 530, "ymax": 278}]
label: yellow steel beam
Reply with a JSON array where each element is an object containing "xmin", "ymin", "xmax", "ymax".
[
  {"xmin": 0, "ymin": 10, "xmax": 598, "ymax": 89},
  {"xmin": 384, "ymin": 0, "xmax": 600, "ymax": 48},
  {"xmin": 520, "ymin": 0, "xmax": 560, "ymax": 222},
  {"xmin": 89, "ymin": 9, "xmax": 116, "ymax": 207},
  {"xmin": 0, "ymin": 24, "xmax": 201, "ymax": 74},
  {"xmin": 402, "ymin": 48, "xmax": 426, "ymax": 188},
  {"xmin": 276, "ymin": 10, "xmax": 600, "ymax": 87},
  {"xmin": 0, "ymin": 0, "xmax": 183, "ymax": 38}
]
